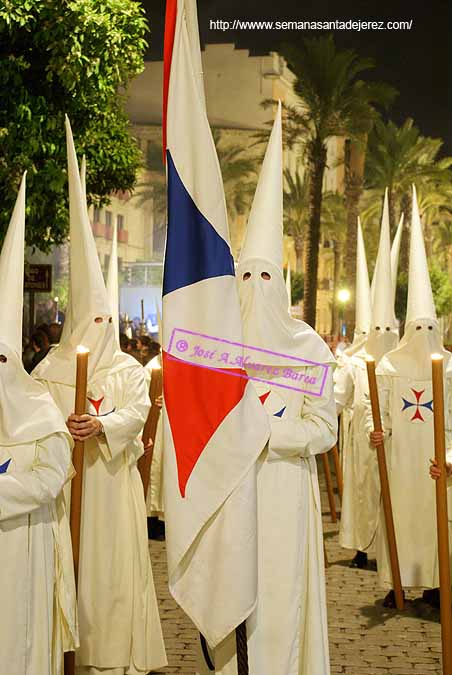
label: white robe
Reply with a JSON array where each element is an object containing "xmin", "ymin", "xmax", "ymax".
[
  {"xmin": 196, "ymin": 368, "xmax": 337, "ymax": 675},
  {"xmin": 0, "ymin": 433, "xmax": 78, "ymax": 675},
  {"xmin": 367, "ymin": 364, "xmax": 452, "ymax": 589},
  {"xmin": 143, "ymin": 363, "xmax": 164, "ymax": 520},
  {"xmin": 39, "ymin": 366, "xmax": 167, "ymax": 673},
  {"xmin": 334, "ymin": 355, "xmax": 380, "ymax": 551}
]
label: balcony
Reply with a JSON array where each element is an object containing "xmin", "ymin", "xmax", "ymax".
[
  {"xmin": 92, "ymin": 221, "xmax": 105, "ymax": 237},
  {"xmin": 118, "ymin": 229, "xmax": 129, "ymax": 244}
]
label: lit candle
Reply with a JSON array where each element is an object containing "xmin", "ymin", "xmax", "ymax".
[
  {"xmin": 71, "ymin": 346, "xmax": 89, "ymax": 581},
  {"xmin": 431, "ymin": 353, "xmax": 452, "ymax": 673},
  {"xmin": 65, "ymin": 346, "xmax": 89, "ymax": 675},
  {"xmin": 138, "ymin": 356, "xmax": 163, "ymax": 499},
  {"xmin": 365, "ymin": 356, "xmax": 404, "ymax": 610}
]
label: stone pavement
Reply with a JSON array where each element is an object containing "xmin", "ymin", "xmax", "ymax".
[{"xmin": 149, "ymin": 469, "xmax": 443, "ymax": 674}]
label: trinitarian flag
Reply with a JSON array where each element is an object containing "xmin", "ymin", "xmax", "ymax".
[{"xmin": 162, "ymin": 0, "xmax": 269, "ymax": 648}]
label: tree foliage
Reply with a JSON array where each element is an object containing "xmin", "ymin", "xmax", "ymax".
[
  {"xmin": 363, "ymin": 118, "xmax": 452, "ymax": 228},
  {"xmin": 280, "ymin": 35, "xmax": 396, "ymax": 328},
  {"xmin": 0, "ymin": 0, "xmax": 148, "ymax": 250},
  {"xmin": 395, "ymin": 263, "xmax": 452, "ymax": 323}
]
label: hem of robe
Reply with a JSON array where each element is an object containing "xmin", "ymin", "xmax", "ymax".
[
  {"xmin": 76, "ymin": 467, "xmax": 167, "ymax": 671},
  {"xmin": 194, "ymin": 454, "xmax": 330, "ymax": 675}
]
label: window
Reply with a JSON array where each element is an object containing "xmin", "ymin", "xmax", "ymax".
[
  {"xmin": 117, "ymin": 214, "xmax": 125, "ymax": 230},
  {"xmin": 105, "ymin": 211, "xmax": 112, "ymax": 227},
  {"xmin": 93, "ymin": 207, "xmax": 101, "ymax": 223}
]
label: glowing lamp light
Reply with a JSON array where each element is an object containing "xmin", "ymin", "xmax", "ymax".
[{"xmin": 337, "ymin": 288, "xmax": 351, "ymax": 304}]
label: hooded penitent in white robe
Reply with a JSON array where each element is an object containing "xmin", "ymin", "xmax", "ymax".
[
  {"xmin": 367, "ymin": 186, "xmax": 452, "ymax": 590},
  {"xmin": 335, "ymin": 195, "xmax": 399, "ymax": 553},
  {"xmin": 144, "ymin": 355, "xmax": 164, "ymax": 520},
  {"xmin": 197, "ymin": 103, "xmax": 337, "ymax": 675},
  {"xmin": 33, "ymin": 119, "xmax": 167, "ymax": 674},
  {"xmin": 0, "ymin": 175, "xmax": 78, "ymax": 675}
]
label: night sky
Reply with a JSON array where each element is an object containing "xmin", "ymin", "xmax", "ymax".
[{"xmin": 142, "ymin": 0, "xmax": 451, "ymax": 153}]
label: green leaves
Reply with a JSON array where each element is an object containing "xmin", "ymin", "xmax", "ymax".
[
  {"xmin": 0, "ymin": 0, "xmax": 148, "ymax": 251},
  {"xmin": 282, "ymin": 36, "xmax": 397, "ymax": 149}
]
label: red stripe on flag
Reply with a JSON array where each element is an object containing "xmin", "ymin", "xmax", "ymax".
[
  {"xmin": 163, "ymin": 351, "xmax": 247, "ymax": 498},
  {"xmin": 162, "ymin": 0, "xmax": 178, "ymax": 162}
]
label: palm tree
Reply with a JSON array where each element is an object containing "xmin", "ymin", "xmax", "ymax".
[
  {"xmin": 212, "ymin": 129, "xmax": 258, "ymax": 223},
  {"xmin": 283, "ymin": 168, "xmax": 308, "ymax": 271},
  {"xmin": 283, "ymin": 36, "xmax": 397, "ymax": 329},
  {"xmin": 364, "ymin": 118, "xmax": 452, "ymax": 270},
  {"xmin": 322, "ymin": 193, "xmax": 348, "ymax": 333}
]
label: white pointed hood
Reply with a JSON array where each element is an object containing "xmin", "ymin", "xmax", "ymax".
[
  {"xmin": 34, "ymin": 117, "xmax": 135, "ymax": 389},
  {"xmin": 237, "ymin": 103, "xmax": 334, "ymax": 367},
  {"xmin": 370, "ymin": 188, "xmax": 390, "ymax": 304},
  {"xmin": 384, "ymin": 185, "xmax": 447, "ymax": 378},
  {"xmin": 239, "ymin": 102, "xmax": 283, "ymax": 270},
  {"xmin": 344, "ymin": 217, "xmax": 371, "ymax": 357},
  {"xmin": 286, "ymin": 261, "xmax": 292, "ymax": 309},
  {"xmin": 0, "ymin": 173, "xmax": 26, "ymax": 355},
  {"xmin": 365, "ymin": 190, "xmax": 399, "ymax": 363},
  {"xmin": 406, "ymin": 187, "xmax": 436, "ymax": 324},
  {"xmin": 0, "ymin": 175, "xmax": 71, "ymax": 446},
  {"xmin": 390, "ymin": 213, "xmax": 403, "ymax": 306},
  {"xmin": 106, "ymin": 222, "xmax": 120, "ymax": 344}
]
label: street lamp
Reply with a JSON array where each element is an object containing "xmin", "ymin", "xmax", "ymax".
[{"xmin": 337, "ymin": 288, "xmax": 350, "ymax": 338}]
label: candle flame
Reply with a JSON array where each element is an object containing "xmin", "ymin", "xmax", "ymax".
[
  {"xmin": 365, "ymin": 355, "xmax": 375, "ymax": 363},
  {"xmin": 76, "ymin": 345, "xmax": 90, "ymax": 354},
  {"xmin": 431, "ymin": 353, "xmax": 443, "ymax": 361}
]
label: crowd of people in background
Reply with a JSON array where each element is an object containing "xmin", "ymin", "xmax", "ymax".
[{"xmin": 23, "ymin": 319, "xmax": 162, "ymax": 372}]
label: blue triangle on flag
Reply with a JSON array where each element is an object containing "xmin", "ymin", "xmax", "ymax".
[
  {"xmin": 163, "ymin": 150, "xmax": 235, "ymax": 296},
  {"xmin": 273, "ymin": 406, "xmax": 286, "ymax": 418},
  {"xmin": 0, "ymin": 459, "xmax": 11, "ymax": 474}
]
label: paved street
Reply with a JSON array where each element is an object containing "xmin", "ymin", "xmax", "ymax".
[{"xmin": 150, "ymin": 466, "xmax": 443, "ymax": 674}]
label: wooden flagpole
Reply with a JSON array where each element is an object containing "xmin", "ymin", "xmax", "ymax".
[
  {"xmin": 366, "ymin": 356, "xmax": 404, "ymax": 610},
  {"xmin": 331, "ymin": 445, "xmax": 344, "ymax": 503},
  {"xmin": 235, "ymin": 622, "xmax": 249, "ymax": 675},
  {"xmin": 64, "ymin": 346, "xmax": 89, "ymax": 675},
  {"xmin": 322, "ymin": 453, "xmax": 337, "ymax": 522},
  {"xmin": 138, "ymin": 355, "xmax": 163, "ymax": 499},
  {"xmin": 431, "ymin": 354, "xmax": 452, "ymax": 675}
]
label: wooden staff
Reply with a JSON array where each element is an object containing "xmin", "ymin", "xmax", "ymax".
[
  {"xmin": 64, "ymin": 346, "xmax": 89, "ymax": 675},
  {"xmin": 431, "ymin": 354, "xmax": 452, "ymax": 674},
  {"xmin": 140, "ymin": 298, "xmax": 147, "ymax": 336},
  {"xmin": 331, "ymin": 445, "xmax": 344, "ymax": 502},
  {"xmin": 235, "ymin": 622, "xmax": 249, "ymax": 675},
  {"xmin": 138, "ymin": 356, "xmax": 163, "ymax": 499},
  {"xmin": 366, "ymin": 356, "xmax": 404, "ymax": 610},
  {"xmin": 322, "ymin": 453, "xmax": 337, "ymax": 523}
]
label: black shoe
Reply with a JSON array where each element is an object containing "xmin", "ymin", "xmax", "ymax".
[
  {"xmin": 382, "ymin": 589, "xmax": 406, "ymax": 608},
  {"xmin": 349, "ymin": 551, "xmax": 368, "ymax": 569},
  {"xmin": 422, "ymin": 588, "xmax": 440, "ymax": 608},
  {"xmin": 148, "ymin": 517, "xmax": 165, "ymax": 541}
]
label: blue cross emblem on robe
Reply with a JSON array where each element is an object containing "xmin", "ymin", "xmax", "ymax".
[{"xmin": 401, "ymin": 388, "xmax": 433, "ymax": 422}]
